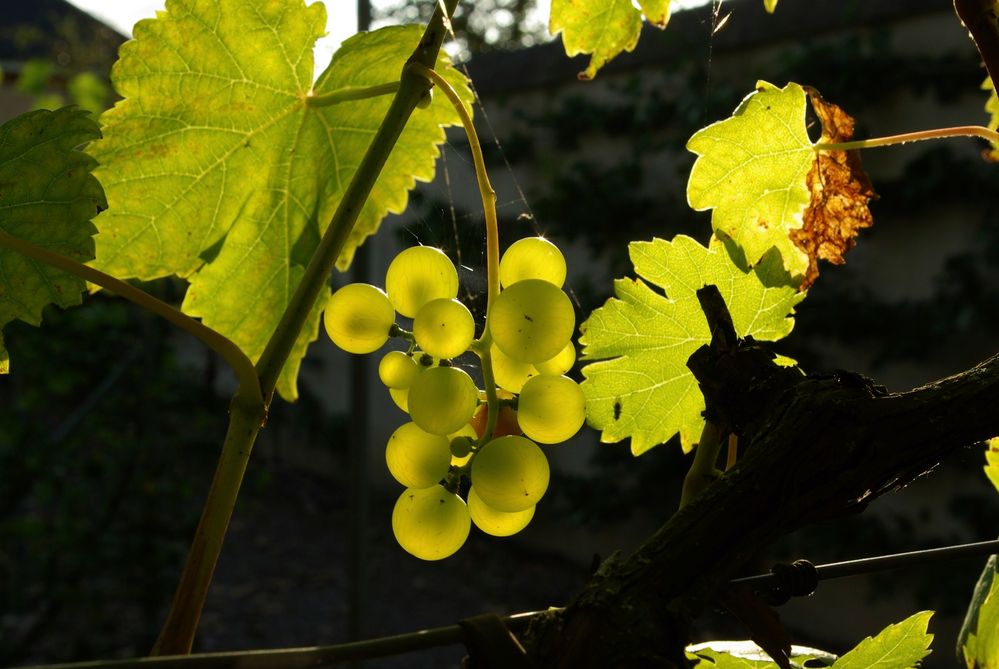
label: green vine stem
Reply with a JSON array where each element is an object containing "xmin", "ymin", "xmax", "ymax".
[
  {"xmin": 679, "ymin": 421, "xmax": 723, "ymax": 508},
  {"xmin": 305, "ymin": 82, "xmax": 400, "ymax": 108},
  {"xmin": 0, "ymin": 230, "xmax": 261, "ymax": 405},
  {"xmin": 151, "ymin": 0, "xmax": 460, "ymax": 655},
  {"xmin": 814, "ymin": 124, "xmax": 999, "ymax": 151},
  {"xmin": 408, "ymin": 62, "xmax": 503, "ymax": 446}
]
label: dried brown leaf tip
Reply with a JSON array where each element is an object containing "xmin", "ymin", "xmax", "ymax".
[{"xmin": 791, "ymin": 88, "xmax": 877, "ymax": 290}]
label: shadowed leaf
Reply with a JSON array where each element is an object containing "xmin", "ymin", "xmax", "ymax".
[{"xmin": 0, "ymin": 107, "xmax": 105, "ymax": 372}]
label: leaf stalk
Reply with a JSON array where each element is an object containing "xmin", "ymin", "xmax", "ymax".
[
  {"xmin": 814, "ymin": 124, "xmax": 999, "ymax": 151},
  {"xmin": 0, "ymin": 230, "xmax": 261, "ymax": 404}
]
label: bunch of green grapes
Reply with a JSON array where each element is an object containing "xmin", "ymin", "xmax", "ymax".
[{"xmin": 323, "ymin": 239, "xmax": 585, "ymax": 560}]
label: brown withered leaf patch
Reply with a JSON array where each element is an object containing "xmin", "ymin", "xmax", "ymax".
[{"xmin": 791, "ymin": 88, "xmax": 877, "ymax": 290}]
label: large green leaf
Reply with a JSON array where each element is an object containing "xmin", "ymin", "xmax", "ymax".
[
  {"xmin": 89, "ymin": 0, "xmax": 470, "ymax": 400},
  {"xmin": 959, "ymin": 554, "xmax": 999, "ymax": 669},
  {"xmin": 549, "ymin": 0, "xmax": 670, "ymax": 80},
  {"xmin": 687, "ymin": 81, "xmax": 813, "ymax": 279},
  {"xmin": 0, "ymin": 107, "xmax": 106, "ymax": 373},
  {"xmin": 579, "ymin": 235, "xmax": 803, "ymax": 455},
  {"xmin": 832, "ymin": 611, "xmax": 933, "ymax": 669}
]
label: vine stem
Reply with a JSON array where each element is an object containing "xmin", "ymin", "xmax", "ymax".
[
  {"xmin": 679, "ymin": 420, "xmax": 723, "ymax": 508},
  {"xmin": 814, "ymin": 124, "xmax": 999, "ymax": 151},
  {"xmin": 408, "ymin": 62, "xmax": 502, "ymax": 445},
  {"xmin": 0, "ymin": 230, "xmax": 261, "ymax": 404},
  {"xmin": 306, "ymin": 82, "xmax": 400, "ymax": 108},
  {"xmin": 151, "ymin": 0, "xmax": 460, "ymax": 655}
]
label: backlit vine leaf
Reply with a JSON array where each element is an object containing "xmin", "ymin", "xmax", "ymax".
[
  {"xmin": 0, "ymin": 107, "xmax": 106, "ymax": 373},
  {"xmin": 830, "ymin": 611, "xmax": 933, "ymax": 669},
  {"xmin": 986, "ymin": 437, "xmax": 999, "ymax": 494},
  {"xmin": 89, "ymin": 0, "xmax": 470, "ymax": 400},
  {"xmin": 982, "ymin": 78, "xmax": 999, "ymax": 162},
  {"xmin": 687, "ymin": 81, "xmax": 874, "ymax": 289},
  {"xmin": 764, "ymin": 0, "xmax": 779, "ymax": 13},
  {"xmin": 549, "ymin": 0, "xmax": 670, "ymax": 80},
  {"xmin": 579, "ymin": 235, "xmax": 803, "ymax": 455},
  {"xmin": 959, "ymin": 554, "xmax": 999, "ymax": 669}
]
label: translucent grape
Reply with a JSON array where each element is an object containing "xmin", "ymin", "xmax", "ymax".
[
  {"xmin": 499, "ymin": 236, "xmax": 567, "ymax": 288},
  {"xmin": 535, "ymin": 341, "xmax": 576, "ymax": 376},
  {"xmin": 518, "ymin": 375, "xmax": 586, "ymax": 444},
  {"xmin": 468, "ymin": 486, "xmax": 535, "ymax": 537},
  {"xmin": 392, "ymin": 485, "xmax": 470, "ymax": 560},
  {"xmin": 389, "ymin": 387, "xmax": 409, "ymax": 413},
  {"xmin": 471, "ymin": 435, "xmax": 549, "ymax": 512},
  {"xmin": 378, "ymin": 351, "xmax": 421, "ymax": 389},
  {"xmin": 490, "ymin": 344, "xmax": 538, "ymax": 393},
  {"xmin": 385, "ymin": 422, "xmax": 452, "ymax": 488},
  {"xmin": 324, "ymin": 283, "xmax": 395, "ymax": 354},
  {"xmin": 408, "ymin": 366, "xmax": 479, "ymax": 435},
  {"xmin": 385, "ymin": 246, "xmax": 459, "ymax": 318},
  {"xmin": 413, "ymin": 298, "xmax": 475, "ymax": 360},
  {"xmin": 489, "ymin": 279, "xmax": 575, "ymax": 364}
]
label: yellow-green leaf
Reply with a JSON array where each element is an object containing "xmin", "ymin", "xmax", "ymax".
[
  {"xmin": 89, "ymin": 0, "xmax": 470, "ymax": 400},
  {"xmin": 764, "ymin": 0, "xmax": 779, "ymax": 13},
  {"xmin": 831, "ymin": 611, "xmax": 933, "ymax": 669},
  {"xmin": 0, "ymin": 107, "xmax": 105, "ymax": 372},
  {"xmin": 579, "ymin": 235, "xmax": 803, "ymax": 455},
  {"xmin": 549, "ymin": 0, "xmax": 650, "ymax": 80},
  {"xmin": 982, "ymin": 78, "xmax": 999, "ymax": 162},
  {"xmin": 986, "ymin": 437, "xmax": 999, "ymax": 494},
  {"xmin": 687, "ymin": 81, "xmax": 814, "ymax": 278},
  {"xmin": 959, "ymin": 555, "xmax": 999, "ymax": 669}
]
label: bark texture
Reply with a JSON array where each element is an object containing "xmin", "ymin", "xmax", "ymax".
[{"xmin": 523, "ymin": 286, "xmax": 999, "ymax": 668}]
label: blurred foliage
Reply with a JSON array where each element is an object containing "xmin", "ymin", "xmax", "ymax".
[{"xmin": 374, "ymin": 0, "xmax": 547, "ymax": 59}]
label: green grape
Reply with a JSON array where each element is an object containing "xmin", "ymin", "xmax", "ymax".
[
  {"xmin": 471, "ymin": 435, "xmax": 549, "ymax": 512},
  {"xmin": 392, "ymin": 485, "xmax": 470, "ymax": 560},
  {"xmin": 468, "ymin": 486, "xmax": 535, "ymax": 537},
  {"xmin": 389, "ymin": 387, "xmax": 409, "ymax": 413},
  {"xmin": 518, "ymin": 374, "xmax": 586, "ymax": 444},
  {"xmin": 450, "ymin": 436, "xmax": 473, "ymax": 459},
  {"xmin": 385, "ymin": 422, "xmax": 451, "ymax": 488},
  {"xmin": 489, "ymin": 344, "xmax": 538, "ymax": 393},
  {"xmin": 378, "ymin": 350, "xmax": 421, "ymax": 389},
  {"xmin": 499, "ymin": 236, "xmax": 567, "ymax": 288},
  {"xmin": 413, "ymin": 298, "xmax": 475, "ymax": 360},
  {"xmin": 408, "ymin": 366, "xmax": 479, "ymax": 435},
  {"xmin": 489, "ymin": 279, "xmax": 575, "ymax": 364},
  {"xmin": 535, "ymin": 341, "xmax": 576, "ymax": 376},
  {"xmin": 324, "ymin": 283, "xmax": 395, "ymax": 354},
  {"xmin": 448, "ymin": 423, "xmax": 477, "ymax": 466},
  {"xmin": 385, "ymin": 246, "xmax": 459, "ymax": 318}
]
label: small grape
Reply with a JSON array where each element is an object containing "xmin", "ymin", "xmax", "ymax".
[
  {"xmin": 324, "ymin": 283, "xmax": 395, "ymax": 354},
  {"xmin": 471, "ymin": 435, "xmax": 549, "ymax": 512},
  {"xmin": 489, "ymin": 279, "xmax": 575, "ymax": 364},
  {"xmin": 448, "ymin": 423, "xmax": 478, "ymax": 466},
  {"xmin": 378, "ymin": 351, "xmax": 421, "ymax": 389},
  {"xmin": 499, "ymin": 236, "xmax": 567, "ymax": 288},
  {"xmin": 490, "ymin": 344, "xmax": 538, "ymax": 393},
  {"xmin": 385, "ymin": 246, "xmax": 459, "ymax": 318},
  {"xmin": 413, "ymin": 298, "xmax": 475, "ymax": 360},
  {"xmin": 408, "ymin": 366, "xmax": 479, "ymax": 435},
  {"xmin": 392, "ymin": 485, "xmax": 470, "ymax": 560},
  {"xmin": 535, "ymin": 341, "xmax": 576, "ymax": 376},
  {"xmin": 468, "ymin": 486, "xmax": 535, "ymax": 537},
  {"xmin": 385, "ymin": 422, "xmax": 452, "ymax": 489},
  {"xmin": 518, "ymin": 374, "xmax": 585, "ymax": 444},
  {"xmin": 450, "ymin": 436, "xmax": 473, "ymax": 459},
  {"xmin": 469, "ymin": 403, "xmax": 521, "ymax": 439}
]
